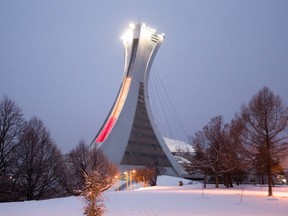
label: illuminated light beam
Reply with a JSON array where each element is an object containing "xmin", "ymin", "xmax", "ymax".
[
  {"xmin": 95, "ymin": 77, "xmax": 132, "ymax": 143},
  {"xmin": 95, "ymin": 117, "xmax": 116, "ymax": 142}
]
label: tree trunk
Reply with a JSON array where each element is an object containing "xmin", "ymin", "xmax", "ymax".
[
  {"xmin": 215, "ymin": 173, "xmax": 219, "ymax": 188},
  {"xmin": 229, "ymin": 177, "xmax": 233, "ymax": 188},
  {"xmin": 203, "ymin": 172, "xmax": 207, "ymax": 188},
  {"xmin": 267, "ymin": 156, "xmax": 273, "ymax": 196},
  {"xmin": 224, "ymin": 174, "xmax": 229, "ymax": 188}
]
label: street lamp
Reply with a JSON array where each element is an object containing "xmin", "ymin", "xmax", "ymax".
[
  {"xmin": 124, "ymin": 171, "xmax": 128, "ymax": 189},
  {"xmin": 115, "ymin": 175, "xmax": 119, "ymax": 191},
  {"xmin": 129, "ymin": 170, "xmax": 136, "ymax": 189},
  {"xmin": 123, "ymin": 170, "xmax": 137, "ymax": 190}
]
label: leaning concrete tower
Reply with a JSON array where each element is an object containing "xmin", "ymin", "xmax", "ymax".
[{"xmin": 92, "ymin": 23, "xmax": 181, "ymax": 176}]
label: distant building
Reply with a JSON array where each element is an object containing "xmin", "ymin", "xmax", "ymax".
[{"xmin": 92, "ymin": 23, "xmax": 181, "ymax": 177}]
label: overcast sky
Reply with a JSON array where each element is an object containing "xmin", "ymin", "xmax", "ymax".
[{"xmin": 1, "ymin": 0, "xmax": 288, "ymax": 153}]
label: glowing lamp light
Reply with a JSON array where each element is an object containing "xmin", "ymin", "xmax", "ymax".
[
  {"xmin": 121, "ymin": 29, "xmax": 133, "ymax": 44},
  {"xmin": 129, "ymin": 23, "xmax": 135, "ymax": 29},
  {"xmin": 159, "ymin": 33, "xmax": 165, "ymax": 40}
]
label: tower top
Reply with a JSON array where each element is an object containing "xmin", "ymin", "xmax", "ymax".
[{"xmin": 121, "ymin": 23, "xmax": 165, "ymax": 45}]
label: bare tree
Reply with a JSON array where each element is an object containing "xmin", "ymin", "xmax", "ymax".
[
  {"xmin": 134, "ymin": 166, "xmax": 158, "ymax": 187},
  {"xmin": 13, "ymin": 117, "xmax": 65, "ymax": 200},
  {"xmin": 184, "ymin": 132, "xmax": 210, "ymax": 188},
  {"xmin": 64, "ymin": 139, "xmax": 89, "ymax": 195},
  {"xmin": 185, "ymin": 116, "xmax": 241, "ymax": 188},
  {"xmin": 238, "ymin": 87, "xmax": 288, "ymax": 196},
  {"xmin": 66, "ymin": 141, "xmax": 118, "ymax": 196},
  {"xmin": 222, "ymin": 119, "xmax": 247, "ymax": 187},
  {"xmin": 202, "ymin": 116, "xmax": 227, "ymax": 188},
  {"xmin": 0, "ymin": 96, "xmax": 24, "ymax": 200}
]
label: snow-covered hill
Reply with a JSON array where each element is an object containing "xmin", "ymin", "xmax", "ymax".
[{"xmin": 163, "ymin": 137, "xmax": 193, "ymax": 153}]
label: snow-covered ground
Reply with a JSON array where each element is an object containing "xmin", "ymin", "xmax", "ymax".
[{"xmin": 1, "ymin": 176, "xmax": 288, "ymax": 216}]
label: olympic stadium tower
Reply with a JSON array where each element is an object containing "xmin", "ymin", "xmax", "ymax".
[{"xmin": 92, "ymin": 23, "xmax": 181, "ymax": 177}]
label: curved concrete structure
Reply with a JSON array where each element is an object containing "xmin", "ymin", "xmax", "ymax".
[{"xmin": 92, "ymin": 23, "xmax": 181, "ymax": 177}]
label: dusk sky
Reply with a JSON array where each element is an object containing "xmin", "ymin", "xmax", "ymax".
[{"xmin": 1, "ymin": 0, "xmax": 288, "ymax": 153}]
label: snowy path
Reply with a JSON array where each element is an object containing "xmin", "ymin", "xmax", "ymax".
[{"xmin": 1, "ymin": 177, "xmax": 288, "ymax": 216}]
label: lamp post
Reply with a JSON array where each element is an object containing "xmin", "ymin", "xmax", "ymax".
[
  {"xmin": 129, "ymin": 170, "xmax": 136, "ymax": 189},
  {"xmin": 124, "ymin": 170, "xmax": 136, "ymax": 190},
  {"xmin": 115, "ymin": 175, "xmax": 119, "ymax": 191},
  {"xmin": 124, "ymin": 171, "xmax": 128, "ymax": 189}
]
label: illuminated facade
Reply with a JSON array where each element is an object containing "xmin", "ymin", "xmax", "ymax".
[{"xmin": 93, "ymin": 23, "xmax": 181, "ymax": 176}]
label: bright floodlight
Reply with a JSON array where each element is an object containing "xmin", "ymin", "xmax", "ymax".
[{"xmin": 129, "ymin": 23, "xmax": 135, "ymax": 29}]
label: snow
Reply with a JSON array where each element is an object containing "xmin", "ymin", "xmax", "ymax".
[
  {"xmin": 1, "ymin": 176, "xmax": 288, "ymax": 216},
  {"xmin": 164, "ymin": 137, "xmax": 193, "ymax": 153}
]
